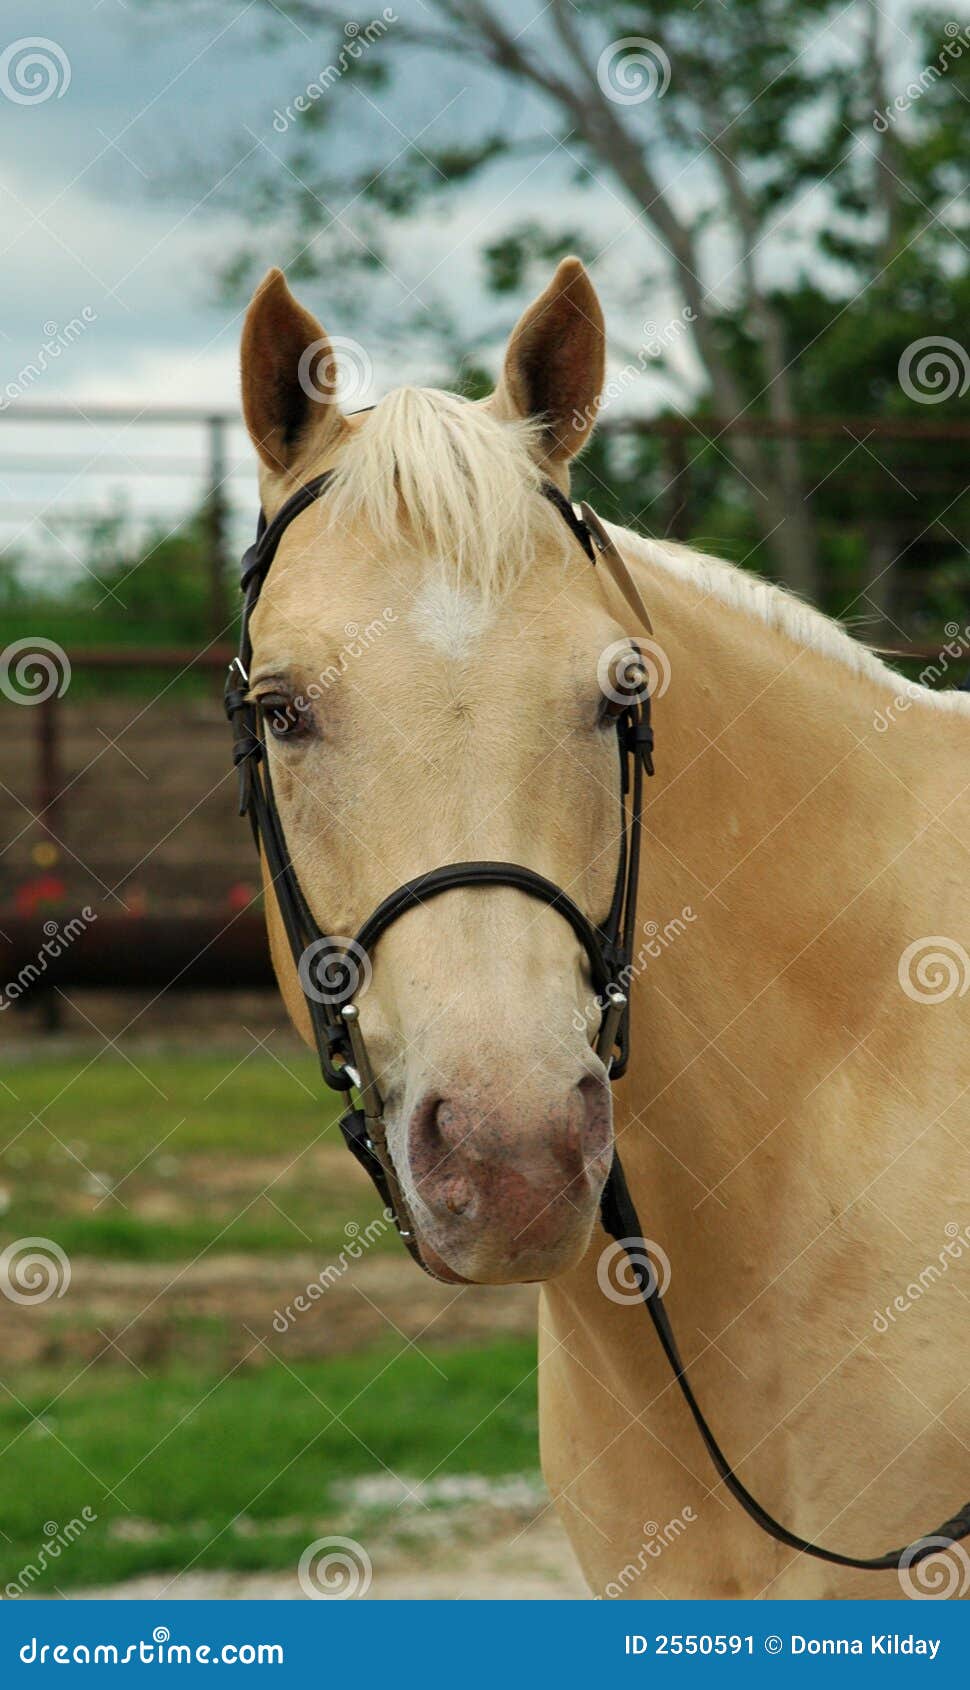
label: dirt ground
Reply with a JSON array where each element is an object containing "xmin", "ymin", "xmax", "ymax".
[
  {"xmin": 0, "ymin": 1246, "xmax": 541, "ymax": 1370},
  {"xmin": 3, "ymin": 1033, "xmax": 589, "ymax": 1600},
  {"xmin": 79, "ymin": 1511, "xmax": 589, "ymax": 1600}
]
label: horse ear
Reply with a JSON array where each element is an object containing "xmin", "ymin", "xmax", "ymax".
[
  {"xmin": 494, "ymin": 257, "xmax": 605, "ymax": 464},
  {"xmin": 241, "ymin": 268, "xmax": 344, "ymax": 473}
]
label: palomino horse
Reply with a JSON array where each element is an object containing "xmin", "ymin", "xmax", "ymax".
[{"xmin": 238, "ymin": 258, "xmax": 970, "ymax": 1600}]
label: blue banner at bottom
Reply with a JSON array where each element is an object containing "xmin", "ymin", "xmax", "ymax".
[{"xmin": 1, "ymin": 1600, "xmax": 967, "ymax": 1684}]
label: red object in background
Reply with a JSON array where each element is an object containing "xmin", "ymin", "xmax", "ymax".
[
  {"xmin": 226, "ymin": 881, "xmax": 257, "ymax": 913},
  {"xmin": 14, "ymin": 874, "xmax": 67, "ymax": 917}
]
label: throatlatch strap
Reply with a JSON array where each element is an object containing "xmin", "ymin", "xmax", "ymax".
[{"xmin": 599, "ymin": 1154, "xmax": 970, "ymax": 1573}]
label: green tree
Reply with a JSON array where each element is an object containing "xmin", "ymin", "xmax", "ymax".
[{"xmin": 164, "ymin": 0, "xmax": 968, "ymax": 615}]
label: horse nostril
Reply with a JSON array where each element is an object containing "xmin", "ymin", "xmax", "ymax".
[
  {"xmin": 442, "ymin": 1175, "xmax": 473, "ymax": 1216},
  {"xmin": 433, "ymin": 1097, "xmax": 465, "ymax": 1150}
]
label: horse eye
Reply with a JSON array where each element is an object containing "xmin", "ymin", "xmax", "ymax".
[{"xmin": 259, "ymin": 692, "xmax": 310, "ymax": 741}]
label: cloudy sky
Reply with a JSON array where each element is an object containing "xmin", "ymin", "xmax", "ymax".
[
  {"xmin": 0, "ymin": 0, "xmax": 920, "ymax": 574},
  {"xmin": 1, "ymin": 0, "xmax": 645, "ymax": 565}
]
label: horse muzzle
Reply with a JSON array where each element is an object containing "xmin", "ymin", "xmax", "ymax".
[{"xmin": 401, "ymin": 1072, "xmax": 614, "ymax": 1283}]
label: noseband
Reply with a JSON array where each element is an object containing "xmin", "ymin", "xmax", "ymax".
[{"xmin": 226, "ymin": 461, "xmax": 969, "ymax": 1579}]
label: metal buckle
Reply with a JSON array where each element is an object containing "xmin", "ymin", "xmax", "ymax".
[
  {"xmin": 596, "ymin": 984, "xmax": 628, "ymax": 1070},
  {"xmin": 340, "ymin": 1005, "xmax": 412, "ymax": 1241},
  {"xmin": 340, "ymin": 1004, "xmax": 382, "ymax": 1140},
  {"xmin": 224, "ymin": 655, "xmax": 250, "ymax": 718}
]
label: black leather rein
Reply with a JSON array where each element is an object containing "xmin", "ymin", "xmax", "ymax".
[{"xmin": 226, "ymin": 464, "xmax": 969, "ymax": 1578}]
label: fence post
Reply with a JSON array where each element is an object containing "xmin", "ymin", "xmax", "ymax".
[
  {"xmin": 205, "ymin": 415, "xmax": 230, "ymax": 638},
  {"xmin": 661, "ymin": 429, "xmax": 691, "ymax": 540},
  {"xmin": 37, "ymin": 691, "xmax": 60, "ymax": 835}
]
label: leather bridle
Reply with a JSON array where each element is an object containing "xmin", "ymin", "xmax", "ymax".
[{"xmin": 226, "ymin": 459, "xmax": 969, "ymax": 1579}]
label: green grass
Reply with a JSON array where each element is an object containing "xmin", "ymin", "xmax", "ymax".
[
  {"xmin": 0, "ymin": 1051, "xmax": 394, "ymax": 1260},
  {"xmin": 0, "ymin": 1339, "xmax": 540, "ymax": 1592},
  {"xmin": 0, "ymin": 1050, "xmax": 331, "ymax": 1157},
  {"xmin": 0, "ymin": 1053, "xmax": 542, "ymax": 1593}
]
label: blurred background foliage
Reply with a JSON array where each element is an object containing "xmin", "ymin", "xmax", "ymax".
[
  {"xmin": 5, "ymin": 0, "xmax": 968, "ymax": 660},
  {"xmin": 193, "ymin": 0, "xmax": 970, "ymax": 625}
]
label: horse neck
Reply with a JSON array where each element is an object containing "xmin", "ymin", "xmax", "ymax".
[{"xmin": 617, "ymin": 544, "xmax": 970, "ymax": 1202}]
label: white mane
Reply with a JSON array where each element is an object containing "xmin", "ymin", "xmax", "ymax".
[
  {"xmin": 324, "ymin": 387, "xmax": 567, "ymax": 600},
  {"xmin": 612, "ymin": 523, "xmax": 970, "ymax": 715},
  {"xmin": 325, "ymin": 385, "xmax": 965, "ymax": 716}
]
